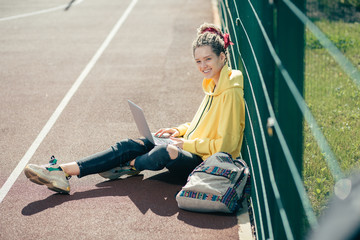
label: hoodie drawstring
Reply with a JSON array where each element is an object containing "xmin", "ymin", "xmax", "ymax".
[{"xmin": 186, "ymin": 86, "xmax": 216, "ymax": 139}]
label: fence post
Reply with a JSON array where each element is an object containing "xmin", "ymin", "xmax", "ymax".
[
  {"xmin": 220, "ymin": 0, "xmax": 307, "ymax": 238},
  {"xmin": 273, "ymin": 0, "xmax": 306, "ymax": 239},
  {"xmin": 234, "ymin": 1, "xmax": 276, "ymax": 238}
]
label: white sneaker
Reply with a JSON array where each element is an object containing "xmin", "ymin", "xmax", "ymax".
[
  {"xmin": 24, "ymin": 156, "xmax": 71, "ymax": 194},
  {"xmin": 99, "ymin": 166, "xmax": 140, "ymax": 180}
]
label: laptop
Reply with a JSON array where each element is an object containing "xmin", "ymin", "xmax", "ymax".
[{"xmin": 128, "ymin": 100, "xmax": 176, "ymax": 145}]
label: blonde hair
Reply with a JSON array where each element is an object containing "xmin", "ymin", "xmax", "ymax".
[{"xmin": 192, "ymin": 23, "xmax": 230, "ymax": 62}]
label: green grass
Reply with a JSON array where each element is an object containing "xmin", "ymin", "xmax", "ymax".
[{"xmin": 303, "ymin": 20, "xmax": 360, "ymax": 216}]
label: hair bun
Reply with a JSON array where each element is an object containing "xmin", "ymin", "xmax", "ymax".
[
  {"xmin": 197, "ymin": 23, "xmax": 223, "ymax": 36},
  {"xmin": 197, "ymin": 23, "xmax": 234, "ymax": 49}
]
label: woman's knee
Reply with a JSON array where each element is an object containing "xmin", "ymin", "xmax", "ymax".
[
  {"xmin": 129, "ymin": 138, "xmax": 153, "ymax": 150},
  {"xmin": 166, "ymin": 145, "xmax": 179, "ymax": 160},
  {"xmin": 134, "ymin": 145, "xmax": 178, "ymax": 171},
  {"xmin": 116, "ymin": 138, "xmax": 153, "ymax": 153},
  {"xmin": 155, "ymin": 144, "xmax": 178, "ymax": 160},
  {"xmin": 132, "ymin": 139, "xmax": 144, "ymax": 145}
]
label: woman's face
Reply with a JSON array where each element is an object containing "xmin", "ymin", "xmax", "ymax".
[{"xmin": 194, "ymin": 45, "xmax": 226, "ymax": 82}]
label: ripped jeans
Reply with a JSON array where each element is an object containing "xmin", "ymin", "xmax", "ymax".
[{"xmin": 76, "ymin": 138, "xmax": 203, "ymax": 178}]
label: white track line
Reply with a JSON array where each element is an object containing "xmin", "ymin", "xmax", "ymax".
[
  {"xmin": 0, "ymin": 0, "xmax": 84, "ymax": 22},
  {"xmin": 0, "ymin": 0, "xmax": 139, "ymax": 204}
]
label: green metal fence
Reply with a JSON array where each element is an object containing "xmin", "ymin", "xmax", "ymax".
[{"xmin": 216, "ymin": 0, "xmax": 360, "ymax": 239}]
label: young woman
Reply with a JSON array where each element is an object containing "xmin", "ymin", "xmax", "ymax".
[{"xmin": 24, "ymin": 23, "xmax": 245, "ymax": 194}]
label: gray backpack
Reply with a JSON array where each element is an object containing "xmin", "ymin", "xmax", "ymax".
[{"xmin": 176, "ymin": 152, "xmax": 250, "ymax": 213}]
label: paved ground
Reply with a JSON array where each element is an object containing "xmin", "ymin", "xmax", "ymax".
[{"xmin": 0, "ymin": 0, "xmax": 250, "ymax": 239}]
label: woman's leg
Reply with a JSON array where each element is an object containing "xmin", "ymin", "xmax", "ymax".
[
  {"xmin": 24, "ymin": 138, "xmax": 154, "ymax": 193},
  {"xmin": 60, "ymin": 162, "xmax": 80, "ymax": 176},
  {"xmin": 133, "ymin": 144, "xmax": 203, "ymax": 178},
  {"xmin": 73, "ymin": 138, "xmax": 154, "ymax": 178}
]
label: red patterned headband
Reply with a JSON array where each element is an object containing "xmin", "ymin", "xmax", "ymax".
[{"xmin": 201, "ymin": 27, "xmax": 234, "ymax": 49}]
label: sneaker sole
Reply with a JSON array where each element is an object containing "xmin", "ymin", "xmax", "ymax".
[
  {"xmin": 24, "ymin": 166, "xmax": 70, "ymax": 194},
  {"xmin": 98, "ymin": 170, "xmax": 140, "ymax": 180}
]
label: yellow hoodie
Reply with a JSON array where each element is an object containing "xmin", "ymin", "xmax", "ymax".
[{"xmin": 175, "ymin": 64, "xmax": 245, "ymax": 160}]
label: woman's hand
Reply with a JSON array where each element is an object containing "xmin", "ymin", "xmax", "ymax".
[
  {"xmin": 155, "ymin": 128, "xmax": 180, "ymax": 138},
  {"xmin": 170, "ymin": 137, "xmax": 184, "ymax": 149}
]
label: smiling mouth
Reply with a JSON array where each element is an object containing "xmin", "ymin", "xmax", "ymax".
[{"xmin": 203, "ymin": 69, "xmax": 211, "ymax": 73}]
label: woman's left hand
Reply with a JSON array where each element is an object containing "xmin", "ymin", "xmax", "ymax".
[{"xmin": 170, "ymin": 137, "xmax": 184, "ymax": 149}]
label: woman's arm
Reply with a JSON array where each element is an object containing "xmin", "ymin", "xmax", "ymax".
[
  {"xmin": 173, "ymin": 122, "xmax": 191, "ymax": 137},
  {"xmin": 182, "ymin": 90, "xmax": 245, "ymax": 157}
]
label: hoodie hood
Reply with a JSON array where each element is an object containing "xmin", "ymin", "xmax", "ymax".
[{"xmin": 202, "ymin": 64, "xmax": 243, "ymax": 96}]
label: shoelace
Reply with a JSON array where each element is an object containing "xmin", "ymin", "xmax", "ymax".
[
  {"xmin": 45, "ymin": 155, "xmax": 59, "ymax": 171},
  {"xmin": 46, "ymin": 155, "xmax": 72, "ymax": 180},
  {"xmin": 49, "ymin": 155, "xmax": 57, "ymax": 165}
]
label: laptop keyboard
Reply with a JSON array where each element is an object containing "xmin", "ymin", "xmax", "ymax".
[{"xmin": 154, "ymin": 136, "xmax": 174, "ymax": 145}]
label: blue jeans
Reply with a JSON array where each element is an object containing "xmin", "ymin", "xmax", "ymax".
[{"xmin": 76, "ymin": 138, "xmax": 202, "ymax": 178}]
